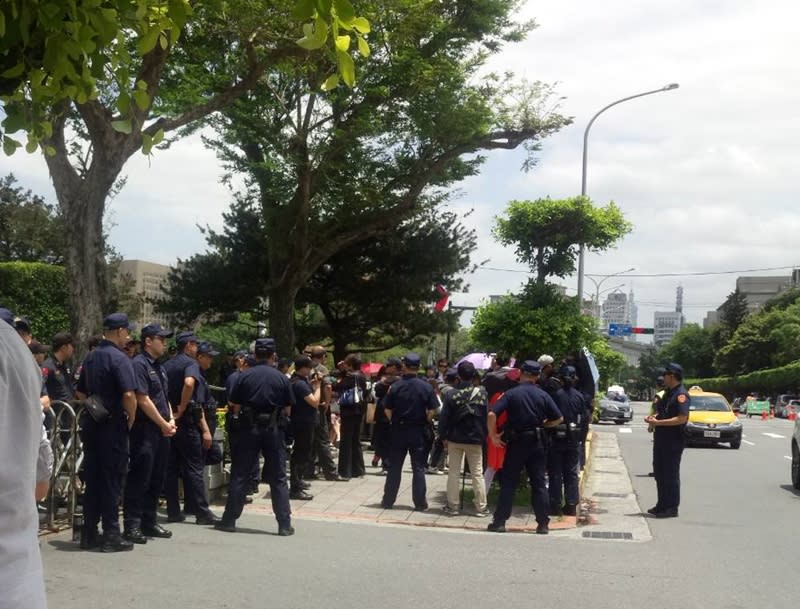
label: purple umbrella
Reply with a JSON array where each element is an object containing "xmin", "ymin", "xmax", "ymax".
[{"xmin": 456, "ymin": 352, "xmax": 494, "ymax": 370}]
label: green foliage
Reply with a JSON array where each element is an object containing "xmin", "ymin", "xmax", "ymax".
[
  {"xmin": 657, "ymin": 323, "xmax": 716, "ymax": 378},
  {"xmin": 0, "ymin": 261, "xmax": 69, "ymax": 341},
  {"xmin": 493, "ymin": 197, "xmax": 632, "ymax": 284},
  {"xmin": 687, "ymin": 361, "xmax": 800, "ymax": 398},
  {"xmin": 469, "ymin": 282, "xmax": 597, "ymax": 361},
  {"xmin": 0, "ymin": 173, "xmax": 65, "ymax": 264}
]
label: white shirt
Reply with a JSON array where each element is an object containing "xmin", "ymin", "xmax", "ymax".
[{"xmin": 0, "ymin": 323, "xmax": 48, "ymax": 609}]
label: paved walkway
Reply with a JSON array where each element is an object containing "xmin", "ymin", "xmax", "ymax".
[{"xmin": 215, "ymin": 440, "xmax": 593, "ymax": 533}]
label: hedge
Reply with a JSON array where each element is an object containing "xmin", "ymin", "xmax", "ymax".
[
  {"xmin": 686, "ymin": 361, "xmax": 800, "ymax": 398},
  {"xmin": 0, "ymin": 261, "xmax": 70, "ymax": 342}
]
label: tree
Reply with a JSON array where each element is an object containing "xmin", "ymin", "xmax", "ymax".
[
  {"xmin": 159, "ymin": 194, "xmax": 476, "ymax": 360},
  {"xmin": 492, "ymin": 197, "xmax": 632, "ymax": 285},
  {"xmin": 1, "ymin": 0, "xmax": 370, "ymax": 347},
  {"xmin": 0, "ymin": 173, "xmax": 65, "ymax": 264},
  {"xmin": 658, "ymin": 323, "xmax": 716, "ymax": 378},
  {"xmin": 207, "ymin": 0, "xmax": 569, "ymax": 352},
  {"xmin": 0, "ymin": 262, "xmax": 70, "ymax": 341}
]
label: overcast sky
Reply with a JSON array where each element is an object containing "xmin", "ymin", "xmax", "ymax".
[{"xmin": 4, "ymin": 0, "xmax": 798, "ymax": 331}]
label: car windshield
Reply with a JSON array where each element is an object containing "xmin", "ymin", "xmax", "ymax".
[
  {"xmin": 689, "ymin": 396, "xmax": 730, "ymax": 412},
  {"xmin": 606, "ymin": 392, "xmax": 627, "ymax": 402},
  {"xmin": 781, "ymin": 395, "xmax": 800, "ymax": 403}
]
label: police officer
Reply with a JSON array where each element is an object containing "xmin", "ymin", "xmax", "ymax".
[
  {"xmin": 380, "ymin": 353, "xmax": 439, "ymax": 511},
  {"xmin": 215, "ymin": 338, "xmax": 294, "ymax": 535},
  {"xmin": 644, "ymin": 362, "xmax": 690, "ymax": 518},
  {"xmin": 546, "ymin": 365, "xmax": 584, "ymax": 517},
  {"xmin": 163, "ymin": 332, "xmax": 220, "ymax": 525},
  {"xmin": 75, "ymin": 313, "xmax": 138, "ymax": 552},
  {"xmin": 42, "ymin": 332, "xmax": 75, "ymax": 404},
  {"xmin": 123, "ymin": 324, "xmax": 177, "ymax": 544},
  {"xmin": 288, "ymin": 355, "xmax": 321, "ymax": 500},
  {"xmin": 486, "ymin": 361, "xmax": 562, "ymax": 534},
  {"xmin": 372, "ymin": 357, "xmax": 402, "ymax": 474}
]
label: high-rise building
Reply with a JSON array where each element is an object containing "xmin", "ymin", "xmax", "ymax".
[
  {"xmin": 117, "ymin": 260, "xmax": 171, "ymax": 328},
  {"xmin": 735, "ymin": 275, "xmax": 795, "ymax": 312},
  {"xmin": 654, "ymin": 311, "xmax": 683, "ymax": 346},
  {"xmin": 601, "ymin": 289, "xmax": 637, "ymax": 334}
]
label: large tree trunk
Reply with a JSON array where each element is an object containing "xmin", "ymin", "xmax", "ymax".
[{"xmin": 268, "ymin": 283, "xmax": 301, "ymax": 356}]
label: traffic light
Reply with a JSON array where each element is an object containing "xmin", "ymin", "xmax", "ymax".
[{"xmin": 630, "ymin": 327, "xmax": 654, "ymax": 334}]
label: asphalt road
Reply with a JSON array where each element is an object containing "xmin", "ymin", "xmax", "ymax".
[{"xmin": 40, "ymin": 402, "xmax": 799, "ymax": 609}]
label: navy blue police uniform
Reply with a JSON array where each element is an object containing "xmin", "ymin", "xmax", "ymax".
[
  {"xmin": 218, "ymin": 339, "xmax": 294, "ymax": 534},
  {"xmin": 546, "ymin": 366, "xmax": 585, "ymax": 515},
  {"xmin": 372, "ymin": 357, "xmax": 402, "ymax": 473},
  {"xmin": 42, "ymin": 356, "xmax": 74, "ymax": 404},
  {"xmin": 381, "ymin": 353, "xmax": 439, "ymax": 510},
  {"xmin": 163, "ymin": 333, "xmax": 217, "ymax": 523},
  {"xmin": 123, "ymin": 324, "xmax": 174, "ymax": 540},
  {"xmin": 289, "ymin": 367, "xmax": 317, "ymax": 497},
  {"xmin": 489, "ymin": 362, "xmax": 562, "ymax": 531},
  {"xmin": 75, "ymin": 313, "xmax": 137, "ymax": 550},
  {"xmin": 652, "ymin": 363, "xmax": 691, "ymax": 516}
]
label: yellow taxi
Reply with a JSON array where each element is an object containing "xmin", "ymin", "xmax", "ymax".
[{"xmin": 684, "ymin": 386, "xmax": 742, "ymax": 449}]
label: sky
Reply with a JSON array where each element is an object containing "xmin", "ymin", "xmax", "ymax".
[{"xmin": 3, "ymin": 0, "xmax": 799, "ymax": 331}]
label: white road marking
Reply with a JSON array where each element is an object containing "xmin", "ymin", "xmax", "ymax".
[
  {"xmin": 784, "ymin": 456, "xmax": 792, "ymax": 461},
  {"xmin": 618, "ymin": 428, "xmax": 632, "ymax": 434},
  {"xmin": 742, "ymin": 440, "xmax": 756, "ymax": 446},
  {"xmin": 763, "ymin": 432, "xmax": 786, "ymax": 439}
]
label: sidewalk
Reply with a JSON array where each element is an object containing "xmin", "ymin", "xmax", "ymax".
[{"xmin": 217, "ymin": 439, "xmax": 594, "ymax": 533}]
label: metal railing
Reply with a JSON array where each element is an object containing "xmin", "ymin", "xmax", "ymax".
[{"xmin": 42, "ymin": 400, "xmax": 84, "ymax": 531}]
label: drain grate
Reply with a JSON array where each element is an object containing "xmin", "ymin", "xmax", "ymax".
[
  {"xmin": 582, "ymin": 531, "xmax": 633, "ymax": 540},
  {"xmin": 594, "ymin": 492, "xmax": 629, "ymax": 498}
]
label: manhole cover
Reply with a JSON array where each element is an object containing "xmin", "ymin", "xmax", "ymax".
[{"xmin": 582, "ymin": 531, "xmax": 633, "ymax": 540}]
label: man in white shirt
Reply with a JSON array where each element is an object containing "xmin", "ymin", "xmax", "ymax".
[{"xmin": 0, "ymin": 307, "xmax": 48, "ymax": 609}]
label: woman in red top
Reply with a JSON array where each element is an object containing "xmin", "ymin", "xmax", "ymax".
[{"xmin": 483, "ymin": 368, "xmax": 520, "ymax": 492}]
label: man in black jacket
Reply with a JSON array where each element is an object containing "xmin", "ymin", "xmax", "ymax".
[{"xmin": 438, "ymin": 361, "xmax": 489, "ymax": 517}]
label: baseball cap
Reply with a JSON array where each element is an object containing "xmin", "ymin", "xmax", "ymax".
[
  {"xmin": 537, "ymin": 354, "xmax": 554, "ymax": 367},
  {"xmin": 456, "ymin": 360, "xmax": 476, "ymax": 380},
  {"xmin": 103, "ymin": 313, "xmax": 134, "ymax": 330},
  {"xmin": 402, "ymin": 352, "xmax": 421, "ymax": 367},
  {"xmin": 197, "ymin": 341, "xmax": 220, "ymax": 356},
  {"xmin": 140, "ymin": 323, "xmax": 174, "ymax": 340},
  {"xmin": 520, "ymin": 360, "xmax": 541, "ymax": 375},
  {"xmin": 28, "ymin": 340, "xmax": 50, "ymax": 355},
  {"xmin": 175, "ymin": 331, "xmax": 198, "ymax": 345}
]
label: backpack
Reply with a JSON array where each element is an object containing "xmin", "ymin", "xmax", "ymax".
[
  {"xmin": 451, "ymin": 386, "xmax": 485, "ymax": 423},
  {"xmin": 338, "ymin": 382, "xmax": 363, "ymax": 408}
]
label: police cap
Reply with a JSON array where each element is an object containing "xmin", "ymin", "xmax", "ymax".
[
  {"xmin": 254, "ymin": 337, "xmax": 276, "ymax": 354},
  {"xmin": 402, "ymin": 352, "xmax": 421, "ymax": 367},
  {"xmin": 103, "ymin": 312, "xmax": 134, "ymax": 330},
  {"xmin": 197, "ymin": 341, "xmax": 220, "ymax": 356},
  {"xmin": 444, "ymin": 367, "xmax": 458, "ymax": 381},
  {"xmin": 175, "ymin": 331, "xmax": 198, "ymax": 345},
  {"xmin": 520, "ymin": 360, "xmax": 541, "ymax": 375},
  {"xmin": 0, "ymin": 307, "xmax": 15, "ymax": 326},
  {"xmin": 385, "ymin": 356, "xmax": 402, "ymax": 368},
  {"xmin": 28, "ymin": 340, "xmax": 50, "ymax": 355},
  {"xmin": 141, "ymin": 323, "xmax": 174, "ymax": 340},
  {"xmin": 559, "ymin": 365, "xmax": 577, "ymax": 379},
  {"xmin": 663, "ymin": 362, "xmax": 684, "ymax": 377}
]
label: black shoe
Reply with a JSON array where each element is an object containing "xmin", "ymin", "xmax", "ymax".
[
  {"xmin": 648, "ymin": 472, "xmax": 655, "ymax": 477},
  {"xmin": 243, "ymin": 495, "xmax": 253, "ymax": 504},
  {"xmin": 195, "ymin": 513, "xmax": 221, "ymax": 526},
  {"xmin": 141, "ymin": 524, "xmax": 172, "ymax": 539},
  {"xmin": 536, "ymin": 523, "xmax": 549, "ymax": 535},
  {"xmin": 654, "ymin": 508, "xmax": 678, "ymax": 519},
  {"xmin": 278, "ymin": 525, "xmax": 295, "ymax": 536},
  {"xmin": 298, "ymin": 480, "xmax": 311, "ymax": 490},
  {"xmin": 123, "ymin": 529, "xmax": 148, "ymax": 544},
  {"xmin": 380, "ymin": 502, "xmax": 393, "ymax": 510},
  {"xmin": 289, "ymin": 490, "xmax": 314, "ymax": 501},
  {"xmin": 182, "ymin": 508, "xmax": 196, "ymax": 516},
  {"xmin": 562, "ymin": 504, "xmax": 577, "ymax": 517},
  {"xmin": 324, "ymin": 473, "xmax": 348, "ymax": 481},
  {"xmin": 548, "ymin": 506, "xmax": 561, "ymax": 517},
  {"xmin": 413, "ymin": 503, "xmax": 429, "ymax": 512},
  {"xmin": 101, "ymin": 534, "xmax": 134, "ymax": 552},
  {"xmin": 166, "ymin": 513, "xmax": 186, "ymax": 523},
  {"xmin": 79, "ymin": 529, "xmax": 100, "ymax": 550},
  {"xmin": 646, "ymin": 506, "xmax": 660, "ymax": 515},
  {"xmin": 304, "ymin": 474, "xmax": 321, "ymax": 481},
  {"xmin": 487, "ymin": 522, "xmax": 506, "ymax": 533},
  {"xmin": 214, "ymin": 521, "xmax": 236, "ymax": 533}
]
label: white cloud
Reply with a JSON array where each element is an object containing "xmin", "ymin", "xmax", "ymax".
[{"xmin": 4, "ymin": 0, "xmax": 799, "ymax": 331}]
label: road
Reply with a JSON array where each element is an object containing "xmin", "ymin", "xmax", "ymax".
[{"xmin": 40, "ymin": 402, "xmax": 799, "ymax": 609}]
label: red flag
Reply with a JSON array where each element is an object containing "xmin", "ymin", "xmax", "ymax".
[{"xmin": 434, "ymin": 284, "xmax": 449, "ymax": 312}]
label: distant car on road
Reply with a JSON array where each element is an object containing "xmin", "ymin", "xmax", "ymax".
[
  {"xmin": 730, "ymin": 397, "xmax": 745, "ymax": 414},
  {"xmin": 684, "ymin": 387, "xmax": 742, "ymax": 449},
  {"xmin": 774, "ymin": 394, "xmax": 800, "ymax": 418},
  {"xmin": 597, "ymin": 391, "xmax": 633, "ymax": 425}
]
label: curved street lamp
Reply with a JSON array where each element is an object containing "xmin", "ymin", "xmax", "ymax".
[{"xmin": 576, "ymin": 83, "xmax": 679, "ymax": 304}]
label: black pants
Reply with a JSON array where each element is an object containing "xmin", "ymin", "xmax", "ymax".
[
  {"xmin": 547, "ymin": 440, "xmax": 580, "ymax": 509},
  {"xmin": 124, "ymin": 421, "xmax": 169, "ymax": 530},
  {"xmin": 222, "ymin": 425, "xmax": 290, "ymax": 528},
  {"xmin": 372, "ymin": 420, "xmax": 392, "ymax": 469},
  {"xmin": 494, "ymin": 437, "xmax": 548, "ymax": 526},
  {"xmin": 165, "ymin": 421, "xmax": 212, "ymax": 519},
  {"xmin": 382, "ymin": 425, "xmax": 427, "ymax": 508},
  {"xmin": 338, "ymin": 413, "xmax": 365, "ymax": 478},
  {"xmin": 290, "ymin": 419, "xmax": 315, "ymax": 491},
  {"xmin": 653, "ymin": 434, "xmax": 684, "ymax": 511},
  {"xmin": 80, "ymin": 418, "xmax": 128, "ymax": 536}
]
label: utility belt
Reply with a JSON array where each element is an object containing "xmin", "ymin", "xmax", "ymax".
[
  {"xmin": 393, "ymin": 419, "xmax": 426, "ymax": 428},
  {"xmin": 549, "ymin": 422, "xmax": 579, "ymax": 442},
  {"xmin": 501, "ymin": 427, "xmax": 546, "ymax": 445},
  {"xmin": 228, "ymin": 406, "xmax": 285, "ymax": 432},
  {"xmin": 179, "ymin": 401, "xmax": 214, "ymax": 427}
]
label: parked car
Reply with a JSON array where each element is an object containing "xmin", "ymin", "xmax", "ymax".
[
  {"xmin": 597, "ymin": 391, "xmax": 633, "ymax": 425},
  {"xmin": 684, "ymin": 387, "xmax": 742, "ymax": 449},
  {"xmin": 774, "ymin": 394, "xmax": 800, "ymax": 418},
  {"xmin": 791, "ymin": 415, "xmax": 800, "ymax": 489},
  {"xmin": 730, "ymin": 397, "xmax": 745, "ymax": 414}
]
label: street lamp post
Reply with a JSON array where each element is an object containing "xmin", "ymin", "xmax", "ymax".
[
  {"xmin": 586, "ymin": 278, "xmax": 628, "ymax": 328},
  {"xmin": 576, "ymin": 83, "xmax": 679, "ymax": 305}
]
